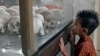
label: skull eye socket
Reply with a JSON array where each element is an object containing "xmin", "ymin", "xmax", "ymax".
[
  {"xmin": 47, "ymin": 19, "xmax": 50, "ymax": 22},
  {"xmin": 15, "ymin": 22, "xmax": 20, "ymax": 26},
  {"xmin": 10, "ymin": 23, "xmax": 15, "ymax": 29},
  {"xmin": 0, "ymin": 29, "xmax": 2, "ymax": 32},
  {"xmin": 51, "ymin": 22, "xmax": 54, "ymax": 25}
]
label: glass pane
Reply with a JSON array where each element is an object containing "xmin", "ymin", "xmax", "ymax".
[
  {"xmin": 32, "ymin": 0, "xmax": 73, "ymax": 52},
  {"xmin": 0, "ymin": 0, "xmax": 24, "ymax": 56}
]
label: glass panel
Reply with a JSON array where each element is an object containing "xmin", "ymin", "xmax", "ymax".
[
  {"xmin": 32, "ymin": 0, "xmax": 73, "ymax": 51},
  {"xmin": 0, "ymin": 0, "xmax": 24, "ymax": 56},
  {"xmin": 73, "ymin": 0, "xmax": 95, "ymax": 18}
]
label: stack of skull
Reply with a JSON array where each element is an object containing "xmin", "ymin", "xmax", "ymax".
[{"xmin": 0, "ymin": 5, "xmax": 64, "ymax": 35}]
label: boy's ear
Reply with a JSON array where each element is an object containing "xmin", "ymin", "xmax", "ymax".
[{"xmin": 82, "ymin": 28, "xmax": 88, "ymax": 34}]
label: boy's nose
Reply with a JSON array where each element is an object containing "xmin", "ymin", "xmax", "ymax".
[
  {"xmin": 73, "ymin": 25, "xmax": 76, "ymax": 29},
  {"xmin": 71, "ymin": 25, "xmax": 76, "ymax": 30}
]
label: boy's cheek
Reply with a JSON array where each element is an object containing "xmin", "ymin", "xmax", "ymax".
[{"xmin": 72, "ymin": 29, "xmax": 79, "ymax": 34}]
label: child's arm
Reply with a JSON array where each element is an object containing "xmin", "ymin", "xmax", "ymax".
[{"xmin": 59, "ymin": 38, "xmax": 69, "ymax": 56}]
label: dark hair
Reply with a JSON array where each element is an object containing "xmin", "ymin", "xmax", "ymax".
[{"xmin": 76, "ymin": 10, "xmax": 99, "ymax": 35}]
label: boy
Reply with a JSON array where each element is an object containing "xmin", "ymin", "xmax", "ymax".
[{"xmin": 59, "ymin": 10, "xmax": 99, "ymax": 56}]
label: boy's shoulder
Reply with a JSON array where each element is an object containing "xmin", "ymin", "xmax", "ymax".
[{"xmin": 82, "ymin": 39, "xmax": 93, "ymax": 48}]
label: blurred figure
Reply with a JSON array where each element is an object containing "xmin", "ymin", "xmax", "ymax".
[{"xmin": 59, "ymin": 10, "xmax": 99, "ymax": 56}]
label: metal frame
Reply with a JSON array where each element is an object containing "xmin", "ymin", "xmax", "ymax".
[{"xmin": 19, "ymin": 0, "xmax": 34, "ymax": 56}]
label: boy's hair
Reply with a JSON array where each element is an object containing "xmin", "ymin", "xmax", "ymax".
[{"xmin": 76, "ymin": 10, "xmax": 99, "ymax": 35}]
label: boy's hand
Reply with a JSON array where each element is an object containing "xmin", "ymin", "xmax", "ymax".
[
  {"xmin": 68, "ymin": 30, "xmax": 76, "ymax": 49},
  {"xmin": 59, "ymin": 37, "xmax": 66, "ymax": 53},
  {"xmin": 59, "ymin": 37, "xmax": 69, "ymax": 56},
  {"xmin": 69, "ymin": 30, "xmax": 74, "ymax": 41}
]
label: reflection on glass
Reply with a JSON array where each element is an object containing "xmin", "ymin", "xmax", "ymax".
[
  {"xmin": 0, "ymin": 0, "xmax": 23, "ymax": 56},
  {"xmin": 32, "ymin": 0, "xmax": 73, "ymax": 52},
  {"xmin": 33, "ymin": 0, "xmax": 65, "ymax": 35}
]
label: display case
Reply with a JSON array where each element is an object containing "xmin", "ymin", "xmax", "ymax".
[
  {"xmin": 31, "ymin": 0, "xmax": 73, "ymax": 56},
  {"xmin": 0, "ymin": 0, "xmax": 73, "ymax": 56},
  {"xmin": 0, "ymin": 0, "xmax": 24, "ymax": 56}
]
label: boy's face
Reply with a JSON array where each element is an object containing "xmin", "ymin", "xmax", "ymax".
[{"xmin": 72, "ymin": 18, "xmax": 83, "ymax": 35}]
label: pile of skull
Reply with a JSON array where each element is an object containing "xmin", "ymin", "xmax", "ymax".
[{"xmin": 0, "ymin": 5, "xmax": 64, "ymax": 35}]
